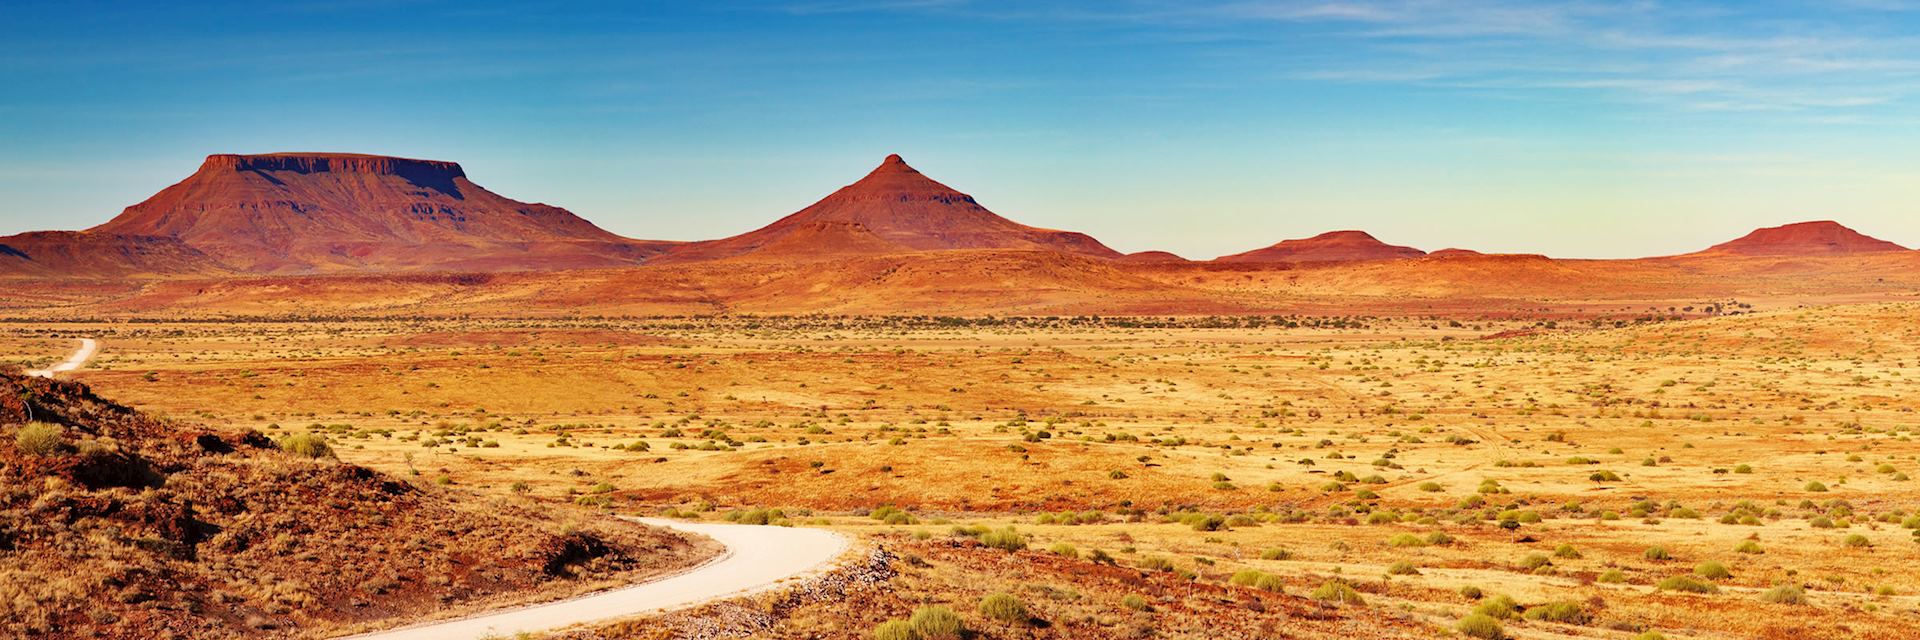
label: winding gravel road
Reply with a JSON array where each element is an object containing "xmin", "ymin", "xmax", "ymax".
[
  {"xmin": 26, "ymin": 338, "xmax": 97, "ymax": 378},
  {"xmin": 342, "ymin": 518, "xmax": 849, "ymax": 640}
]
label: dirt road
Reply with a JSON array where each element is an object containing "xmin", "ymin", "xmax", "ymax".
[
  {"xmin": 26, "ymin": 337, "xmax": 97, "ymax": 378},
  {"xmin": 342, "ymin": 517, "xmax": 849, "ymax": 640}
]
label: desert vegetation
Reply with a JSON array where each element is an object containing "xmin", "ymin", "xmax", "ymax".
[{"xmin": 4, "ymin": 302, "xmax": 1919, "ymax": 638}]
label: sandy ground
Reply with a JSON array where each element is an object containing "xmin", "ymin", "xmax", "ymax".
[
  {"xmin": 341, "ymin": 518, "xmax": 849, "ymax": 640},
  {"xmin": 25, "ymin": 337, "xmax": 95, "ymax": 378}
]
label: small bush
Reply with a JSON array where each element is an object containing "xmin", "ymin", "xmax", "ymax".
[
  {"xmin": 1843, "ymin": 533, "xmax": 1871, "ymax": 548},
  {"xmin": 1387, "ymin": 533, "xmax": 1425, "ymax": 547},
  {"xmin": 1473, "ymin": 594, "xmax": 1518, "ymax": 619},
  {"xmin": 1049, "ymin": 542, "xmax": 1079, "ymax": 558},
  {"xmin": 1642, "ymin": 546, "xmax": 1671, "ymax": 561},
  {"xmin": 1230, "ymin": 570, "xmax": 1266, "ymax": 587},
  {"xmin": 1456, "ymin": 613, "xmax": 1506, "ymax": 640},
  {"xmin": 1518, "ymin": 553, "xmax": 1551, "ymax": 570},
  {"xmin": 908, "ymin": 606, "xmax": 966, "ymax": 640},
  {"xmin": 979, "ymin": 592, "xmax": 1028, "ymax": 624},
  {"xmin": 1656, "ymin": 576, "xmax": 1718, "ymax": 593},
  {"xmin": 1521, "ymin": 601, "xmax": 1588, "ymax": 624},
  {"xmin": 1121, "ymin": 594, "xmax": 1150, "ymax": 611},
  {"xmin": 1735, "ymin": 540, "xmax": 1764, "ymax": 554},
  {"xmin": 1761, "ymin": 584, "xmax": 1808, "ymax": 605},
  {"xmin": 1386, "ymin": 561, "xmax": 1419, "ymax": 575},
  {"xmin": 1310, "ymin": 580, "xmax": 1365, "ymax": 605},
  {"xmin": 1252, "ymin": 573, "xmax": 1285, "ymax": 592},
  {"xmin": 1597, "ymin": 569, "xmax": 1627, "ymax": 583},
  {"xmin": 872, "ymin": 620, "xmax": 917, "ymax": 640},
  {"xmin": 1260, "ymin": 547, "xmax": 1292, "ymax": 560},
  {"xmin": 1553, "ymin": 544, "xmax": 1581, "ymax": 559},
  {"xmin": 14, "ymin": 422, "xmax": 63, "ymax": 456},
  {"xmin": 276, "ymin": 433, "xmax": 335, "ymax": 459},
  {"xmin": 1695, "ymin": 561, "xmax": 1732, "ymax": 579},
  {"xmin": 979, "ymin": 526, "xmax": 1027, "ymax": 552}
]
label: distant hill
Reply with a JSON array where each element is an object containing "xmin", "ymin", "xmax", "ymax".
[
  {"xmin": 1216, "ymin": 230, "xmax": 1425, "ymax": 263},
  {"xmin": 0, "ymin": 153, "xmax": 677, "ymax": 277},
  {"xmin": 1695, "ymin": 220, "xmax": 1909, "ymax": 256},
  {"xmin": 659, "ymin": 154, "xmax": 1120, "ymax": 262}
]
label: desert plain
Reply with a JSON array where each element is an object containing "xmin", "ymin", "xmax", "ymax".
[{"xmin": 6, "ymin": 299, "xmax": 1917, "ymax": 639}]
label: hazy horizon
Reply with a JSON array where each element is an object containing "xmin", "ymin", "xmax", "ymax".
[{"xmin": 4, "ymin": 1, "xmax": 1918, "ymax": 259}]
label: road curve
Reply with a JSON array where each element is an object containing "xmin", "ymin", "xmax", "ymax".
[
  {"xmin": 26, "ymin": 338, "xmax": 97, "ymax": 378},
  {"xmin": 342, "ymin": 518, "xmax": 849, "ymax": 640}
]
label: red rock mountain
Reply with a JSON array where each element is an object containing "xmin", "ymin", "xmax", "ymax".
[
  {"xmin": 1216, "ymin": 230, "xmax": 1425, "ymax": 263},
  {"xmin": 1697, "ymin": 220, "xmax": 1909, "ymax": 256},
  {"xmin": 659, "ymin": 154, "xmax": 1120, "ymax": 262},
  {"xmin": 78, "ymin": 153, "xmax": 673, "ymax": 273}
]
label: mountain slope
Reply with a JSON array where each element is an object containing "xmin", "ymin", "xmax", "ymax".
[
  {"xmin": 86, "ymin": 153, "xmax": 675, "ymax": 273},
  {"xmin": 1695, "ymin": 220, "xmax": 1909, "ymax": 256},
  {"xmin": 660, "ymin": 155, "xmax": 1120, "ymax": 262},
  {"xmin": 1216, "ymin": 230, "xmax": 1425, "ymax": 263},
  {"xmin": 0, "ymin": 231, "xmax": 232, "ymax": 278}
]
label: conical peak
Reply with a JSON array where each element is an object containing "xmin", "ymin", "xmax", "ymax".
[{"xmin": 867, "ymin": 153, "xmax": 917, "ymax": 177}]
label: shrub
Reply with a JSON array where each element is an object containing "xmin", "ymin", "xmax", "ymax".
[
  {"xmin": 1386, "ymin": 533, "xmax": 1425, "ymax": 547},
  {"xmin": 1472, "ymin": 594, "xmax": 1518, "ymax": 619},
  {"xmin": 1553, "ymin": 544, "xmax": 1581, "ymax": 559},
  {"xmin": 1386, "ymin": 561, "xmax": 1419, "ymax": 575},
  {"xmin": 1517, "ymin": 553, "xmax": 1552, "ymax": 570},
  {"xmin": 908, "ymin": 606, "xmax": 965, "ymax": 640},
  {"xmin": 979, "ymin": 526, "xmax": 1027, "ymax": 552},
  {"xmin": 1252, "ymin": 573, "xmax": 1285, "ymax": 593},
  {"xmin": 1310, "ymin": 580, "xmax": 1365, "ymax": 605},
  {"xmin": 1260, "ymin": 547, "xmax": 1292, "ymax": 560},
  {"xmin": 1735, "ymin": 540, "xmax": 1764, "ymax": 554},
  {"xmin": 1521, "ymin": 601, "xmax": 1588, "ymax": 624},
  {"xmin": 1843, "ymin": 533, "xmax": 1871, "ymax": 548},
  {"xmin": 1456, "ymin": 613, "xmax": 1506, "ymax": 640},
  {"xmin": 14, "ymin": 422, "xmax": 63, "ymax": 456},
  {"xmin": 1656, "ymin": 576, "xmax": 1717, "ymax": 593},
  {"xmin": 1230, "ymin": 570, "xmax": 1266, "ymax": 587},
  {"xmin": 1634, "ymin": 633, "xmax": 1669, "ymax": 640},
  {"xmin": 1049, "ymin": 542, "xmax": 1079, "ymax": 558},
  {"xmin": 1804, "ymin": 481, "xmax": 1829, "ymax": 492},
  {"xmin": 1642, "ymin": 546, "xmax": 1671, "ymax": 561},
  {"xmin": 979, "ymin": 592, "xmax": 1028, "ymax": 624},
  {"xmin": 1121, "ymin": 594, "xmax": 1150, "ymax": 611},
  {"xmin": 1459, "ymin": 585, "xmax": 1484, "ymax": 600},
  {"xmin": 1695, "ymin": 561, "xmax": 1732, "ymax": 579},
  {"xmin": 277, "ymin": 433, "xmax": 335, "ymax": 459},
  {"xmin": 1597, "ymin": 569, "xmax": 1627, "ymax": 583},
  {"xmin": 1761, "ymin": 584, "xmax": 1808, "ymax": 605},
  {"xmin": 1139, "ymin": 556, "xmax": 1176, "ymax": 572},
  {"xmin": 872, "ymin": 620, "xmax": 917, "ymax": 640}
]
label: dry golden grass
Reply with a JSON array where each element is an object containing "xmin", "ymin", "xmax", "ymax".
[{"xmin": 8, "ymin": 303, "xmax": 1920, "ymax": 638}]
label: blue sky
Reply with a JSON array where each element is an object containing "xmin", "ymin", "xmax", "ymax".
[{"xmin": 2, "ymin": 1, "xmax": 1917, "ymax": 258}]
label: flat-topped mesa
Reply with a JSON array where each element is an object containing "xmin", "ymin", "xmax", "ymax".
[
  {"xmin": 74, "ymin": 151, "xmax": 669, "ymax": 274},
  {"xmin": 201, "ymin": 152, "xmax": 467, "ymax": 179}
]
